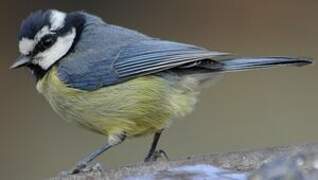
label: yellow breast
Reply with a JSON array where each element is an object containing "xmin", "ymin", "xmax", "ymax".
[{"xmin": 36, "ymin": 67, "xmax": 198, "ymax": 137}]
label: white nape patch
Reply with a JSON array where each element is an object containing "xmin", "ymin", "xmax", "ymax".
[
  {"xmin": 34, "ymin": 28, "xmax": 76, "ymax": 70},
  {"xmin": 19, "ymin": 38, "xmax": 35, "ymax": 55},
  {"xmin": 50, "ymin": 10, "xmax": 66, "ymax": 30}
]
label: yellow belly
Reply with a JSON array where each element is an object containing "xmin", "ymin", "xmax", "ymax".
[{"xmin": 36, "ymin": 67, "xmax": 198, "ymax": 138}]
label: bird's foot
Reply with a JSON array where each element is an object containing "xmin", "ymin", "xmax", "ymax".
[
  {"xmin": 60, "ymin": 162, "xmax": 103, "ymax": 175},
  {"xmin": 144, "ymin": 149, "xmax": 169, "ymax": 162},
  {"xmin": 71, "ymin": 161, "xmax": 87, "ymax": 174}
]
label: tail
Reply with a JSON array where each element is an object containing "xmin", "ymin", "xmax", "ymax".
[{"xmin": 209, "ymin": 56, "xmax": 313, "ymax": 72}]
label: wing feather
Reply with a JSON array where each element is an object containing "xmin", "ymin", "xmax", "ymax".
[{"xmin": 114, "ymin": 40, "xmax": 227, "ymax": 77}]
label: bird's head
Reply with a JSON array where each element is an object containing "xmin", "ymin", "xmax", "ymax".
[{"xmin": 11, "ymin": 9, "xmax": 85, "ymax": 77}]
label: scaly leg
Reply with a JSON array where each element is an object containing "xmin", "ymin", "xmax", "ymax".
[
  {"xmin": 71, "ymin": 133, "xmax": 126, "ymax": 174},
  {"xmin": 144, "ymin": 129, "xmax": 169, "ymax": 162}
]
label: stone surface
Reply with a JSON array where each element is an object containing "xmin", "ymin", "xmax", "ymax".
[{"xmin": 50, "ymin": 143, "xmax": 318, "ymax": 180}]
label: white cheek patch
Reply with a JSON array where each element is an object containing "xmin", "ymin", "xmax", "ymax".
[
  {"xmin": 50, "ymin": 10, "xmax": 66, "ymax": 30},
  {"xmin": 35, "ymin": 28, "xmax": 76, "ymax": 70},
  {"xmin": 19, "ymin": 38, "xmax": 35, "ymax": 55}
]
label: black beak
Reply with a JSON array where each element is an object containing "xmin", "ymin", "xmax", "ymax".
[{"xmin": 10, "ymin": 55, "xmax": 31, "ymax": 69}]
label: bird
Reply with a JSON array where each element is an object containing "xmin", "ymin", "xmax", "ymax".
[{"xmin": 11, "ymin": 9, "xmax": 312, "ymax": 174}]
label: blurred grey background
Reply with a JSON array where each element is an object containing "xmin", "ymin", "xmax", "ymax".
[{"xmin": 1, "ymin": 1, "xmax": 317, "ymax": 179}]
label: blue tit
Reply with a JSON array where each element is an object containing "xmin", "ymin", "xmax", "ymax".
[{"xmin": 11, "ymin": 9, "xmax": 312, "ymax": 173}]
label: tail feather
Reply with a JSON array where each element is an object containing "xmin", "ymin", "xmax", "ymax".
[
  {"xmin": 207, "ymin": 56, "xmax": 313, "ymax": 72},
  {"xmin": 222, "ymin": 57, "xmax": 312, "ymax": 71}
]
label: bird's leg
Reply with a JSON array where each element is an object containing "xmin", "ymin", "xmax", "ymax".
[
  {"xmin": 71, "ymin": 133, "xmax": 126, "ymax": 174},
  {"xmin": 144, "ymin": 129, "xmax": 169, "ymax": 162}
]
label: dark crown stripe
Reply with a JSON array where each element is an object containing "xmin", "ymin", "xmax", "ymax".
[{"xmin": 18, "ymin": 10, "xmax": 51, "ymax": 40}]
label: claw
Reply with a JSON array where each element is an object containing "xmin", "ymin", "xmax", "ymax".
[
  {"xmin": 71, "ymin": 162, "xmax": 87, "ymax": 174},
  {"xmin": 157, "ymin": 149, "xmax": 169, "ymax": 160},
  {"xmin": 144, "ymin": 149, "xmax": 169, "ymax": 162},
  {"xmin": 67, "ymin": 163, "xmax": 103, "ymax": 175}
]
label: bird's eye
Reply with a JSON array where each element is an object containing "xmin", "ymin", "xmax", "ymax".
[{"xmin": 40, "ymin": 34, "xmax": 57, "ymax": 49}]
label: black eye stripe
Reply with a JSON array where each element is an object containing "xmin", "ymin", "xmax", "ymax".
[
  {"xmin": 41, "ymin": 34, "xmax": 56, "ymax": 46},
  {"xmin": 31, "ymin": 34, "xmax": 57, "ymax": 56}
]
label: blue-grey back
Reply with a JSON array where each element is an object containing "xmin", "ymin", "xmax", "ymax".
[{"xmin": 57, "ymin": 13, "xmax": 227, "ymax": 91}]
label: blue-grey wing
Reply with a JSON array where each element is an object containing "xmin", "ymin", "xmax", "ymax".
[
  {"xmin": 113, "ymin": 40, "xmax": 227, "ymax": 78},
  {"xmin": 58, "ymin": 39, "xmax": 228, "ymax": 91}
]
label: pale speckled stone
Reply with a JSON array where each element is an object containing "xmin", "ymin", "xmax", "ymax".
[{"xmin": 50, "ymin": 143, "xmax": 318, "ymax": 180}]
